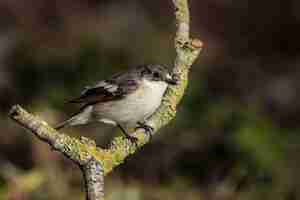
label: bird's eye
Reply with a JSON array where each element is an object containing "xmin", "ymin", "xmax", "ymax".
[{"xmin": 153, "ymin": 72, "xmax": 160, "ymax": 78}]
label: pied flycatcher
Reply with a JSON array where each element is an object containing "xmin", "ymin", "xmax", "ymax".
[{"xmin": 55, "ymin": 64, "xmax": 178, "ymax": 143}]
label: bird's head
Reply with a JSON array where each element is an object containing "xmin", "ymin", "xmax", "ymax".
[{"xmin": 139, "ymin": 64, "xmax": 178, "ymax": 85}]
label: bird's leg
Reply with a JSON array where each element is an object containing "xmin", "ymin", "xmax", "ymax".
[
  {"xmin": 135, "ymin": 121, "xmax": 154, "ymax": 141},
  {"xmin": 117, "ymin": 124, "xmax": 138, "ymax": 146}
]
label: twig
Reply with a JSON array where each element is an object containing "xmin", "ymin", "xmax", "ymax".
[{"xmin": 8, "ymin": 0, "xmax": 202, "ymax": 199}]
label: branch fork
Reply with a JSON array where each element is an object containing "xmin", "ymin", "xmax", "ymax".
[{"xmin": 8, "ymin": 0, "xmax": 202, "ymax": 199}]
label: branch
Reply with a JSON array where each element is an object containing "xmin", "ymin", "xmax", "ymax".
[
  {"xmin": 8, "ymin": 0, "xmax": 203, "ymax": 199},
  {"xmin": 82, "ymin": 159, "xmax": 104, "ymax": 200}
]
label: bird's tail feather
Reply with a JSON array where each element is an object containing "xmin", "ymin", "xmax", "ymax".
[
  {"xmin": 54, "ymin": 118, "xmax": 72, "ymax": 130},
  {"xmin": 54, "ymin": 113, "xmax": 79, "ymax": 130},
  {"xmin": 54, "ymin": 105, "xmax": 93, "ymax": 130}
]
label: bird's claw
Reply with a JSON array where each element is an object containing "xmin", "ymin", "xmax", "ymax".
[
  {"xmin": 125, "ymin": 135, "xmax": 139, "ymax": 147},
  {"xmin": 135, "ymin": 122, "xmax": 154, "ymax": 141}
]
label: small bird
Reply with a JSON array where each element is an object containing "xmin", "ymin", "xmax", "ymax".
[{"xmin": 55, "ymin": 64, "xmax": 178, "ymax": 143}]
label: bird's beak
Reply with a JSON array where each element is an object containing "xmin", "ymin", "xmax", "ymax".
[{"xmin": 165, "ymin": 73, "xmax": 179, "ymax": 85}]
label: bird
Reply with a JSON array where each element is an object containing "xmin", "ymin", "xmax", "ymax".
[{"xmin": 55, "ymin": 64, "xmax": 178, "ymax": 143}]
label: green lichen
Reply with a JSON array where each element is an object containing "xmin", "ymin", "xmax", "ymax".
[
  {"xmin": 9, "ymin": 40, "xmax": 199, "ymax": 175},
  {"xmin": 9, "ymin": 0, "xmax": 202, "ymax": 182}
]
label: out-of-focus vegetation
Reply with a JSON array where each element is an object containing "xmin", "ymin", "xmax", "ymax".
[{"xmin": 0, "ymin": 0, "xmax": 300, "ymax": 199}]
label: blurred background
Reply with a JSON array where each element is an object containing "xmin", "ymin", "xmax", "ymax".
[{"xmin": 0, "ymin": 0, "xmax": 299, "ymax": 199}]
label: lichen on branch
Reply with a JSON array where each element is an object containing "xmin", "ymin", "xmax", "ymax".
[{"xmin": 8, "ymin": 0, "xmax": 202, "ymax": 199}]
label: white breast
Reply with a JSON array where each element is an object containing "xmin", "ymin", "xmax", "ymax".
[
  {"xmin": 93, "ymin": 79, "xmax": 168, "ymax": 127},
  {"xmin": 137, "ymin": 79, "xmax": 168, "ymax": 118}
]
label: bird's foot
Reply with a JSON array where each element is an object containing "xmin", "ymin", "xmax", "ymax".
[
  {"xmin": 135, "ymin": 122, "xmax": 154, "ymax": 141},
  {"xmin": 125, "ymin": 134, "xmax": 139, "ymax": 147},
  {"xmin": 117, "ymin": 124, "xmax": 139, "ymax": 147}
]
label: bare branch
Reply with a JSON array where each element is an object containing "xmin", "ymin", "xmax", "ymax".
[
  {"xmin": 8, "ymin": 0, "xmax": 202, "ymax": 199},
  {"xmin": 82, "ymin": 159, "xmax": 104, "ymax": 200}
]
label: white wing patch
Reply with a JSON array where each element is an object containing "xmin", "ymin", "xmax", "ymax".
[
  {"xmin": 87, "ymin": 81, "xmax": 119, "ymax": 94},
  {"xmin": 94, "ymin": 81, "xmax": 106, "ymax": 87},
  {"xmin": 103, "ymin": 83, "xmax": 118, "ymax": 93}
]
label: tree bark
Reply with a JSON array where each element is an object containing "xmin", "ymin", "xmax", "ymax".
[{"xmin": 8, "ymin": 0, "xmax": 202, "ymax": 199}]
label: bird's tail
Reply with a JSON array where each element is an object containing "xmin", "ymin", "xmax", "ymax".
[
  {"xmin": 54, "ymin": 105, "xmax": 93, "ymax": 130},
  {"xmin": 54, "ymin": 113, "xmax": 79, "ymax": 130},
  {"xmin": 54, "ymin": 118, "xmax": 73, "ymax": 130}
]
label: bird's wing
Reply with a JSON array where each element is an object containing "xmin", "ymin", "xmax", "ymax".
[{"xmin": 67, "ymin": 74, "xmax": 140, "ymax": 105}]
